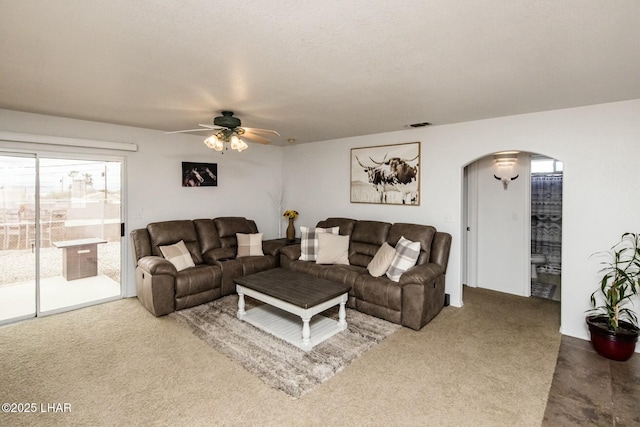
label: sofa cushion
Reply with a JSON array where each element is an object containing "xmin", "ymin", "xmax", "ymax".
[
  {"xmin": 354, "ymin": 274, "xmax": 403, "ymax": 311},
  {"xmin": 350, "ymin": 220, "xmax": 392, "ymax": 267},
  {"xmin": 236, "ymin": 233, "xmax": 264, "ymax": 257},
  {"xmin": 241, "ymin": 255, "xmax": 278, "ymax": 276},
  {"xmin": 386, "ymin": 236, "xmax": 421, "ymax": 282},
  {"xmin": 316, "ymin": 233, "xmax": 350, "ymax": 265},
  {"xmin": 299, "ymin": 226, "xmax": 339, "ymax": 261},
  {"xmin": 323, "ymin": 265, "xmax": 364, "ymax": 291},
  {"xmin": 193, "ymin": 219, "xmax": 222, "ymax": 253},
  {"xmin": 174, "ymin": 264, "xmax": 220, "ymax": 298},
  {"xmin": 367, "ymin": 242, "xmax": 396, "ymax": 277},
  {"xmin": 214, "ymin": 217, "xmax": 259, "ymax": 251},
  {"xmin": 316, "ymin": 217, "xmax": 357, "ymax": 236},
  {"xmin": 387, "ymin": 223, "xmax": 436, "ymax": 265},
  {"xmin": 147, "ymin": 220, "xmax": 203, "ymax": 265},
  {"xmin": 159, "ymin": 240, "xmax": 195, "ymax": 272}
]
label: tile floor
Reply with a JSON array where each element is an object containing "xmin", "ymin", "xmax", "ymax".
[{"xmin": 543, "ymin": 335, "xmax": 640, "ymax": 426}]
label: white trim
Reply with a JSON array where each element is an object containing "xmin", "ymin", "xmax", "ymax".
[
  {"xmin": 0, "ymin": 131, "xmax": 137, "ymax": 152},
  {"xmin": 521, "ymin": 153, "xmax": 532, "ymax": 297}
]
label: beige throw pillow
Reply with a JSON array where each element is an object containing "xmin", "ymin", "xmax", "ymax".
[
  {"xmin": 299, "ymin": 226, "xmax": 340, "ymax": 261},
  {"xmin": 367, "ymin": 242, "xmax": 396, "ymax": 277},
  {"xmin": 316, "ymin": 233, "xmax": 350, "ymax": 265},
  {"xmin": 236, "ymin": 233, "xmax": 264, "ymax": 257},
  {"xmin": 159, "ymin": 240, "xmax": 195, "ymax": 272}
]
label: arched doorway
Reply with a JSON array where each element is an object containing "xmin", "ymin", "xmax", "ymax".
[{"xmin": 462, "ymin": 151, "xmax": 563, "ymax": 302}]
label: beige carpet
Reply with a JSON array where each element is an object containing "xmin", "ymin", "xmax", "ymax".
[
  {"xmin": 0, "ymin": 286, "xmax": 561, "ymax": 426},
  {"xmin": 170, "ymin": 295, "xmax": 401, "ymax": 398}
]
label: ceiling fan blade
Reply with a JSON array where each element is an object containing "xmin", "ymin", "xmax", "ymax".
[
  {"xmin": 165, "ymin": 128, "xmax": 211, "ymax": 134},
  {"xmin": 165, "ymin": 125, "xmax": 223, "ymax": 134},
  {"xmin": 242, "ymin": 132, "xmax": 272, "ymax": 145},
  {"xmin": 242, "ymin": 127, "xmax": 280, "ymax": 136}
]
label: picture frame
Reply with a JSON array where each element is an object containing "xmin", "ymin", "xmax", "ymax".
[
  {"xmin": 350, "ymin": 142, "xmax": 420, "ymax": 205},
  {"xmin": 182, "ymin": 162, "xmax": 217, "ymax": 187}
]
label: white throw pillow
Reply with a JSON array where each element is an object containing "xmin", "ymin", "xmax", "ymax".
[
  {"xmin": 159, "ymin": 240, "xmax": 195, "ymax": 272},
  {"xmin": 316, "ymin": 233, "xmax": 350, "ymax": 265},
  {"xmin": 367, "ymin": 242, "xmax": 397, "ymax": 277},
  {"xmin": 236, "ymin": 233, "xmax": 264, "ymax": 257},
  {"xmin": 386, "ymin": 236, "xmax": 421, "ymax": 282},
  {"xmin": 299, "ymin": 226, "xmax": 340, "ymax": 261}
]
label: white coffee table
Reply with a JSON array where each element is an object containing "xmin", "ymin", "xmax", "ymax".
[{"xmin": 235, "ymin": 269, "xmax": 351, "ymax": 352}]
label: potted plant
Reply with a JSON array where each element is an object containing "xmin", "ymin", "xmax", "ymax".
[{"xmin": 587, "ymin": 232, "xmax": 640, "ymax": 361}]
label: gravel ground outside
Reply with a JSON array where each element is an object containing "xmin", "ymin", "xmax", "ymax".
[{"xmin": 0, "ymin": 241, "xmax": 121, "ymax": 286}]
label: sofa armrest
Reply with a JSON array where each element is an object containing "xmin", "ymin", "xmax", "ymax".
[
  {"xmin": 137, "ymin": 256, "xmax": 177, "ymax": 277},
  {"xmin": 278, "ymin": 244, "xmax": 301, "ymax": 269},
  {"xmin": 399, "ymin": 263, "xmax": 444, "ymax": 287},
  {"xmin": 263, "ymin": 239, "xmax": 288, "ymax": 256},
  {"xmin": 399, "ymin": 263, "xmax": 446, "ymax": 330},
  {"xmin": 203, "ymin": 247, "xmax": 236, "ymax": 264}
]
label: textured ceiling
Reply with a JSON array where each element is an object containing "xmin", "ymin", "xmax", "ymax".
[{"xmin": 1, "ymin": 0, "xmax": 639, "ymax": 145}]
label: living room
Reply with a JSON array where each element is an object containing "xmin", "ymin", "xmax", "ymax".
[
  {"xmin": 1, "ymin": 2, "xmax": 639, "ymax": 425},
  {"xmin": 3, "ymin": 97, "xmax": 639, "ymax": 342}
]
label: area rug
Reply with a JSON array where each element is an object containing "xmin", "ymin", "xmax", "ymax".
[
  {"xmin": 531, "ymin": 281, "xmax": 557, "ymax": 299},
  {"xmin": 170, "ymin": 295, "xmax": 400, "ymax": 398}
]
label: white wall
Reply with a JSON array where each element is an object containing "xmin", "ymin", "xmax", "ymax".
[
  {"xmin": 0, "ymin": 109, "xmax": 284, "ymax": 298},
  {"xmin": 282, "ymin": 99, "xmax": 640, "ymax": 342}
]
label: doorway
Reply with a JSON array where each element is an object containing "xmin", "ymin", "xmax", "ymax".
[
  {"xmin": 530, "ymin": 155, "xmax": 562, "ymax": 301},
  {"xmin": 463, "ymin": 151, "xmax": 563, "ymax": 301},
  {"xmin": 0, "ymin": 153, "xmax": 123, "ymax": 324}
]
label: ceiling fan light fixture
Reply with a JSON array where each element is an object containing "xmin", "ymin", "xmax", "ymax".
[
  {"xmin": 204, "ymin": 134, "xmax": 219, "ymax": 148},
  {"xmin": 230, "ymin": 135, "xmax": 241, "ymax": 150},
  {"xmin": 204, "ymin": 132, "xmax": 248, "ymax": 152}
]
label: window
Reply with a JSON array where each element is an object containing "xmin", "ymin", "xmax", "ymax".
[{"xmin": 531, "ymin": 158, "xmax": 563, "ymax": 173}]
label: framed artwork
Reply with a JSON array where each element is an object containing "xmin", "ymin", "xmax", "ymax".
[
  {"xmin": 182, "ymin": 162, "xmax": 217, "ymax": 187},
  {"xmin": 350, "ymin": 142, "xmax": 420, "ymax": 205}
]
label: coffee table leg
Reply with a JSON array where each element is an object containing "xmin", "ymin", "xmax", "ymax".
[
  {"xmin": 301, "ymin": 315, "xmax": 311, "ymax": 349},
  {"xmin": 237, "ymin": 290, "xmax": 246, "ymax": 320},
  {"xmin": 338, "ymin": 300, "xmax": 347, "ymax": 330}
]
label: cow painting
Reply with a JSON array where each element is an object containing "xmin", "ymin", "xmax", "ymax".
[{"xmin": 351, "ymin": 143, "xmax": 420, "ymax": 205}]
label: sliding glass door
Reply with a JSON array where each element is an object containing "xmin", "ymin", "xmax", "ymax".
[
  {"xmin": 0, "ymin": 153, "xmax": 123, "ymax": 324},
  {"xmin": 0, "ymin": 154, "xmax": 37, "ymax": 322}
]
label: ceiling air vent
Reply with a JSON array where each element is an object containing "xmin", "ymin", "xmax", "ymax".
[{"xmin": 408, "ymin": 122, "xmax": 432, "ymax": 128}]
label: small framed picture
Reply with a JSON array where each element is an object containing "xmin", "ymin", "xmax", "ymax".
[
  {"xmin": 350, "ymin": 142, "xmax": 420, "ymax": 205},
  {"xmin": 182, "ymin": 162, "xmax": 217, "ymax": 187}
]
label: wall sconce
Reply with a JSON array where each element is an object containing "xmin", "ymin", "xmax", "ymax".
[{"xmin": 493, "ymin": 152, "xmax": 519, "ymax": 190}]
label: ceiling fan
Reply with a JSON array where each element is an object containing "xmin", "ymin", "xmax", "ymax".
[{"xmin": 166, "ymin": 111, "xmax": 280, "ymax": 152}]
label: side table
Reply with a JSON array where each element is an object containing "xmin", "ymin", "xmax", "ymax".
[{"xmin": 53, "ymin": 238, "xmax": 108, "ymax": 280}]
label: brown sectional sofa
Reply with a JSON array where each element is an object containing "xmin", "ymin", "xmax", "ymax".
[
  {"xmin": 279, "ymin": 218, "xmax": 451, "ymax": 330},
  {"xmin": 130, "ymin": 216, "xmax": 451, "ymax": 331},
  {"xmin": 131, "ymin": 217, "xmax": 285, "ymax": 316}
]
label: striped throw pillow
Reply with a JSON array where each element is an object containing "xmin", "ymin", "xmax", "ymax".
[{"xmin": 386, "ymin": 236, "xmax": 421, "ymax": 282}]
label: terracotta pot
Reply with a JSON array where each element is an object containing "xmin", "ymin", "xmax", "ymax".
[
  {"xmin": 586, "ymin": 315, "xmax": 639, "ymax": 361},
  {"xmin": 286, "ymin": 218, "xmax": 296, "ymax": 241}
]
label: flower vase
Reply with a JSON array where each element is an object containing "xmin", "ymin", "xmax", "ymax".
[{"xmin": 286, "ymin": 218, "xmax": 296, "ymax": 241}]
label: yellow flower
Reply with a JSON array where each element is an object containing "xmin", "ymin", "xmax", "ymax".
[{"xmin": 283, "ymin": 210, "xmax": 299, "ymax": 219}]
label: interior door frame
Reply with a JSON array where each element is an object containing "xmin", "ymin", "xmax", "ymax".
[
  {"xmin": 463, "ymin": 152, "xmax": 532, "ymax": 296},
  {"xmin": 462, "ymin": 161, "xmax": 478, "ymax": 287}
]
